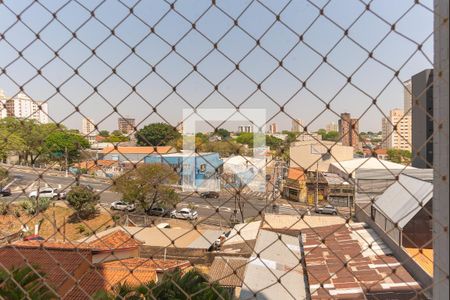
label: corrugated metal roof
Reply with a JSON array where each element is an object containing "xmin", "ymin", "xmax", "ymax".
[
  {"xmin": 239, "ymin": 230, "xmax": 307, "ymax": 299},
  {"xmin": 373, "ymin": 174, "xmax": 433, "ymax": 229}
]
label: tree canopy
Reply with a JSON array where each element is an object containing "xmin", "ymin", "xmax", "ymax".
[
  {"xmin": 66, "ymin": 186, "xmax": 100, "ymax": 219},
  {"xmin": 0, "ymin": 118, "xmax": 89, "ymax": 164},
  {"xmin": 114, "ymin": 164, "xmax": 179, "ymax": 210},
  {"xmin": 135, "ymin": 123, "xmax": 181, "ymax": 146}
]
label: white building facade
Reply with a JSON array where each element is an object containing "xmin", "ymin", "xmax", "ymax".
[
  {"xmin": 2, "ymin": 92, "xmax": 49, "ymax": 124},
  {"xmin": 381, "ymin": 109, "xmax": 412, "ymax": 151}
]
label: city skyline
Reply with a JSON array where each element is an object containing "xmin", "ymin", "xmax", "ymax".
[{"xmin": 0, "ymin": 1, "xmax": 434, "ymax": 133}]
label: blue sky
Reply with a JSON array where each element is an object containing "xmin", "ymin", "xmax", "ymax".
[{"xmin": 0, "ymin": 0, "xmax": 434, "ymax": 132}]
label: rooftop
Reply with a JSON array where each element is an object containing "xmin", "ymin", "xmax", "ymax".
[
  {"xmin": 262, "ymin": 214, "xmax": 346, "ymax": 233},
  {"xmin": 302, "ymin": 223, "xmax": 422, "ymax": 299},
  {"xmin": 373, "ymin": 174, "xmax": 433, "ymax": 229},
  {"xmin": 239, "ymin": 229, "xmax": 307, "ymax": 299},
  {"xmin": 209, "ymin": 257, "xmax": 247, "ymax": 287},
  {"xmin": 86, "ymin": 230, "xmax": 141, "ymax": 252},
  {"xmin": 80, "ymin": 227, "xmax": 221, "ymax": 249},
  {"xmin": 329, "ymin": 157, "xmax": 415, "ymax": 178},
  {"xmin": 65, "ymin": 258, "xmax": 190, "ymax": 299}
]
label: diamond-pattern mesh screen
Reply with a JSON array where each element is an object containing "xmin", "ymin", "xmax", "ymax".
[{"xmin": 0, "ymin": 0, "xmax": 447, "ymax": 299}]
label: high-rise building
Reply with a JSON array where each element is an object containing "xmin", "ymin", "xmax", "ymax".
[
  {"xmin": 291, "ymin": 119, "xmax": 304, "ymax": 132},
  {"xmin": 381, "ymin": 109, "xmax": 412, "ymax": 151},
  {"xmin": 325, "ymin": 122, "xmax": 338, "ymax": 132},
  {"xmin": 238, "ymin": 125, "xmax": 253, "ymax": 133},
  {"xmin": 3, "ymin": 93, "xmax": 49, "ymax": 123},
  {"xmin": 118, "ymin": 117, "xmax": 136, "ymax": 135},
  {"xmin": 269, "ymin": 123, "xmax": 278, "ymax": 134},
  {"xmin": 82, "ymin": 118, "xmax": 96, "ymax": 135},
  {"xmin": 403, "ymin": 79, "xmax": 412, "ymax": 115},
  {"xmin": 338, "ymin": 113, "xmax": 360, "ymax": 150},
  {"xmin": 412, "ymin": 69, "xmax": 434, "ymax": 168}
]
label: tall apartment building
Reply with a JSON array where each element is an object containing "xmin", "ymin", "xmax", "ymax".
[
  {"xmin": 238, "ymin": 125, "xmax": 253, "ymax": 133},
  {"xmin": 411, "ymin": 69, "xmax": 434, "ymax": 168},
  {"xmin": 291, "ymin": 119, "xmax": 304, "ymax": 132},
  {"xmin": 338, "ymin": 113, "xmax": 360, "ymax": 150},
  {"xmin": 118, "ymin": 117, "xmax": 136, "ymax": 134},
  {"xmin": 3, "ymin": 93, "xmax": 49, "ymax": 123},
  {"xmin": 325, "ymin": 122, "xmax": 338, "ymax": 132},
  {"xmin": 82, "ymin": 118, "xmax": 97, "ymax": 135},
  {"xmin": 403, "ymin": 79, "xmax": 412, "ymax": 115},
  {"xmin": 268, "ymin": 123, "xmax": 278, "ymax": 134},
  {"xmin": 381, "ymin": 109, "xmax": 412, "ymax": 151}
]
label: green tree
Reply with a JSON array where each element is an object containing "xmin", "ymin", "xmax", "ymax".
[
  {"xmin": 114, "ymin": 164, "xmax": 179, "ymax": 210},
  {"xmin": 98, "ymin": 130, "xmax": 110, "ymax": 137},
  {"xmin": 45, "ymin": 130, "xmax": 90, "ymax": 164},
  {"xmin": 104, "ymin": 130, "xmax": 129, "ymax": 143},
  {"xmin": 205, "ymin": 141, "xmax": 244, "ymax": 157},
  {"xmin": 135, "ymin": 123, "xmax": 181, "ymax": 146},
  {"xmin": 94, "ymin": 269, "xmax": 230, "ymax": 300},
  {"xmin": 0, "ymin": 265, "xmax": 56, "ymax": 300},
  {"xmin": 387, "ymin": 149, "xmax": 412, "ymax": 164},
  {"xmin": 66, "ymin": 186, "xmax": 100, "ymax": 219},
  {"xmin": 215, "ymin": 128, "xmax": 231, "ymax": 140},
  {"xmin": 266, "ymin": 135, "xmax": 283, "ymax": 150},
  {"xmin": 236, "ymin": 132, "xmax": 254, "ymax": 148}
]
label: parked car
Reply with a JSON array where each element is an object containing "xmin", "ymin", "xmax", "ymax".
[
  {"xmin": 200, "ymin": 191, "xmax": 219, "ymax": 199},
  {"xmin": 23, "ymin": 234, "xmax": 45, "ymax": 241},
  {"xmin": 110, "ymin": 201, "xmax": 135, "ymax": 212},
  {"xmin": 0, "ymin": 187, "xmax": 12, "ymax": 197},
  {"xmin": 315, "ymin": 205, "xmax": 338, "ymax": 215},
  {"xmin": 145, "ymin": 207, "xmax": 170, "ymax": 217},
  {"xmin": 170, "ymin": 208, "xmax": 198, "ymax": 220},
  {"xmin": 28, "ymin": 188, "xmax": 65, "ymax": 200}
]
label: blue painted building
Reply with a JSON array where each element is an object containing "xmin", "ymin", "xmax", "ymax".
[{"xmin": 144, "ymin": 152, "xmax": 223, "ymax": 191}]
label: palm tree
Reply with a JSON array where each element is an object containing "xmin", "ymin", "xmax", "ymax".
[
  {"xmin": 94, "ymin": 268, "xmax": 231, "ymax": 300},
  {"xmin": 0, "ymin": 265, "xmax": 57, "ymax": 300}
]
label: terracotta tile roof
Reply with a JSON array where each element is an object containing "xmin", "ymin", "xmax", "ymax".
[
  {"xmin": 101, "ymin": 146, "xmax": 175, "ymax": 155},
  {"xmin": 64, "ymin": 258, "xmax": 190, "ymax": 299},
  {"xmin": 287, "ymin": 167, "xmax": 305, "ymax": 181},
  {"xmin": 87, "ymin": 230, "xmax": 141, "ymax": 251},
  {"xmin": 301, "ymin": 224, "xmax": 422, "ymax": 299},
  {"xmin": 209, "ymin": 257, "xmax": 247, "ymax": 287},
  {"xmin": 10, "ymin": 240, "xmax": 91, "ymax": 250},
  {"xmin": 0, "ymin": 244, "xmax": 92, "ymax": 293}
]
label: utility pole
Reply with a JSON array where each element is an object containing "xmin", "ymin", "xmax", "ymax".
[
  {"xmin": 65, "ymin": 146, "xmax": 68, "ymax": 178},
  {"xmin": 315, "ymin": 161, "xmax": 319, "ymax": 210}
]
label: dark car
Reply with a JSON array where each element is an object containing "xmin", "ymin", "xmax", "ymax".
[
  {"xmin": 145, "ymin": 207, "xmax": 169, "ymax": 217},
  {"xmin": 0, "ymin": 187, "xmax": 12, "ymax": 197},
  {"xmin": 200, "ymin": 191, "xmax": 220, "ymax": 199}
]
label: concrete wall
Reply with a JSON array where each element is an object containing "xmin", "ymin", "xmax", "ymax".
[{"xmin": 433, "ymin": 0, "xmax": 449, "ymax": 298}]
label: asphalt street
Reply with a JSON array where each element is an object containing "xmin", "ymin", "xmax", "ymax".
[{"xmin": 2, "ymin": 168, "xmax": 324, "ymax": 226}]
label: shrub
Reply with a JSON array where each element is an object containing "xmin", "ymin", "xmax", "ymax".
[
  {"xmin": 66, "ymin": 186, "xmax": 100, "ymax": 219},
  {"xmin": 0, "ymin": 203, "xmax": 8, "ymax": 215},
  {"xmin": 20, "ymin": 198, "xmax": 50, "ymax": 215}
]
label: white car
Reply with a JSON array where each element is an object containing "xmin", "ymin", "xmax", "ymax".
[
  {"xmin": 110, "ymin": 201, "xmax": 135, "ymax": 212},
  {"xmin": 170, "ymin": 208, "xmax": 198, "ymax": 220},
  {"xmin": 28, "ymin": 188, "xmax": 65, "ymax": 199},
  {"xmin": 315, "ymin": 205, "xmax": 338, "ymax": 215}
]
